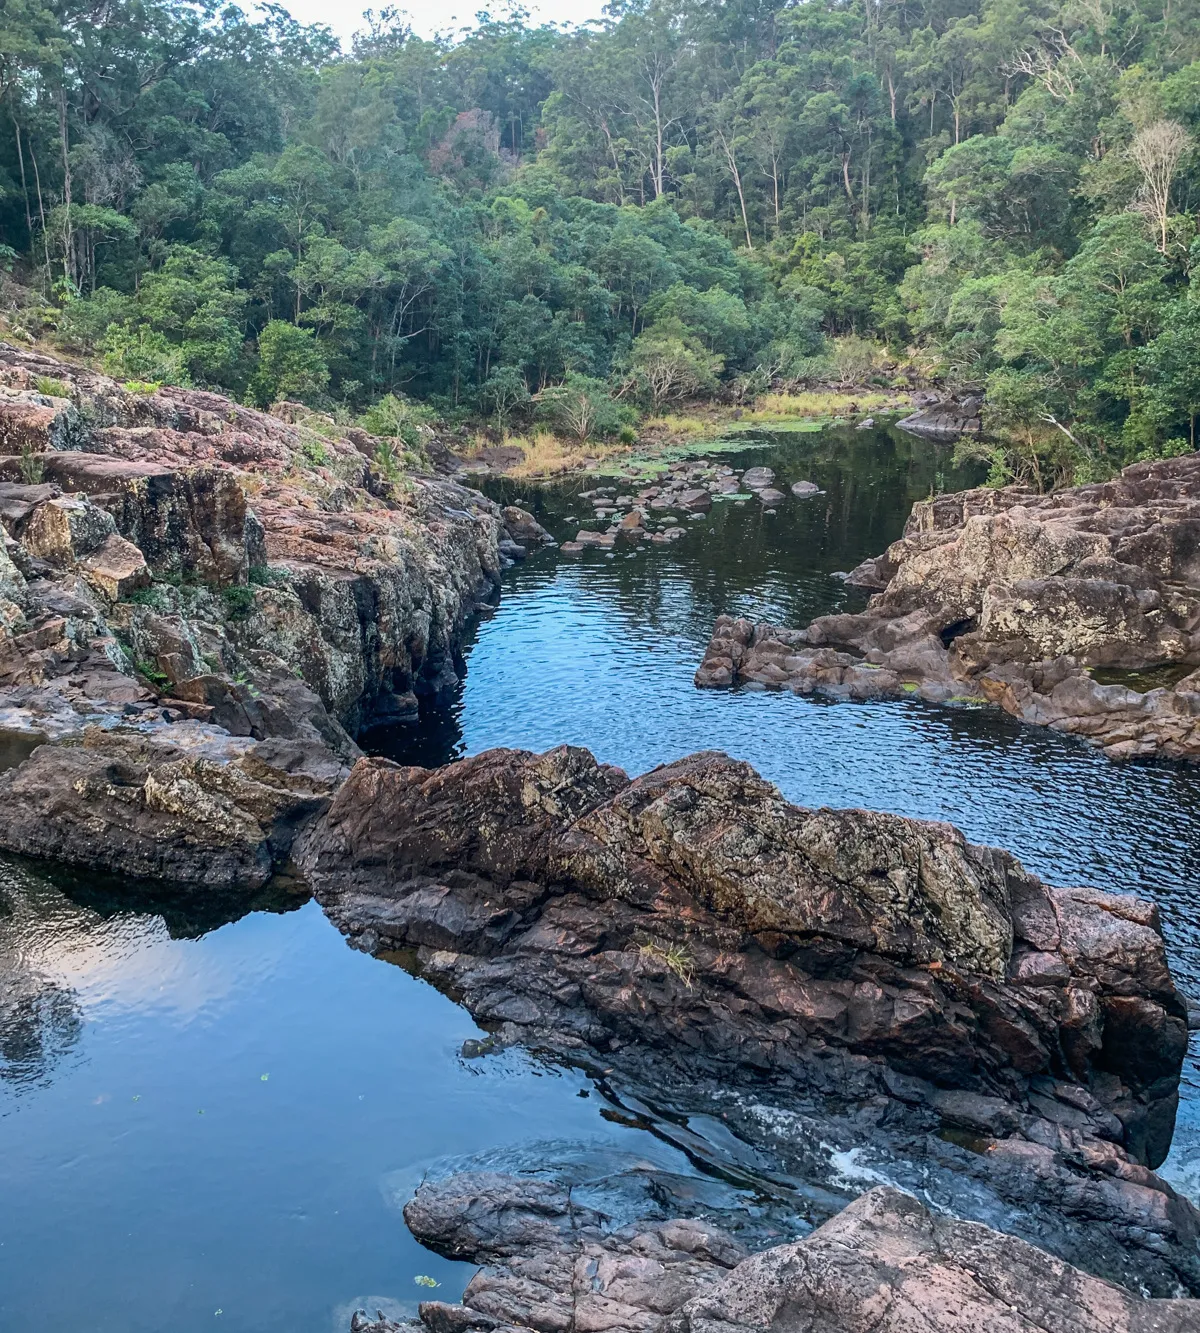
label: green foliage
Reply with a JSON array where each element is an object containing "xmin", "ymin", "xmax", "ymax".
[
  {"xmin": 250, "ymin": 322, "xmax": 330, "ymax": 407},
  {"xmin": 1, "ymin": 0, "xmax": 1198, "ymax": 483},
  {"xmin": 221, "ymin": 585, "xmax": 257, "ymax": 620},
  {"xmin": 535, "ymin": 374, "xmax": 631, "ymax": 441},
  {"xmin": 299, "ymin": 436, "xmax": 330, "ymax": 467},
  {"xmin": 123, "ymin": 585, "xmax": 169, "ymax": 609},
  {"xmin": 359, "ymin": 393, "xmax": 430, "ymax": 452},
  {"xmin": 373, "ymin": 437, "xmax": 402, "ymax": 480},
  {"xmin": 624, "ymin": 319, "xmax": 723, "ymax": 409},
  {"xmin": 33, "ymin": 376, "xmax": 70, "ymax": 397},
  {"xmin": 102, "ymin": 326, "xmax": 192, "ymax": 386},
  {"xmin": 248, "ymin": 564, "xmax": 287, "ymax": 586},
  {"xmin": 135, "ymin": 659, "xmax": 171, "ymax": 689},
  {"xmin": 18, "ymin": 442, "xmax": 44, "ymax": 484}
]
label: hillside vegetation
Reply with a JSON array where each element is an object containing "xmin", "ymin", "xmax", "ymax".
[{"xmin": 2, "ymin": 0, "xmax": 1200, "ymax": 485}]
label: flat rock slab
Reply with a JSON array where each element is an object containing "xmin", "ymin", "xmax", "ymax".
[
  {"xmin": 676, "ymin": 1186, "xmax": 1199, "ymax": 1333},
  {"xmin": 359, "ymin": 1178, "xmax": 1199, "ymax": 1333}
]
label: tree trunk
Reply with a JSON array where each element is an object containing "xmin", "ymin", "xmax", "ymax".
[
  {"xmin": 57, "ymin": 86, "xmax": 74, "ymax": 288},
  {"xmin": 29, "ymin": 138, "xmax": 50, "ymax": 282},
  {"xmin": 12, "ymin": 113, "xmax": 33, "ymax": 243}
]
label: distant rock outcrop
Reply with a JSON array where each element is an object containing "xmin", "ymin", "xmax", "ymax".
[{"xmin": 697, "ymin": 453, "xmax": 1200, "ymax": 761}]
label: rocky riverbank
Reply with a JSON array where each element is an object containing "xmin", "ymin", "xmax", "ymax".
[
  {"xmin": 353, "ymin": 1174, "xmax": 1198, "ymax": 1333},
  {"xmin": 297, "ymin": 744, "xmax": 1200, "ymax": 1298},
  {"xmin": 0, "ymin": 343, "xmax": 551, "ymax": 883},
  {"xmin": 696, "ymin": 452, "xmax": 1200, "ymax": 762}
]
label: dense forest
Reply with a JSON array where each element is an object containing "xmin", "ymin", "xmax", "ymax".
[{"xmin": 2, "ymin": 0, "xmax": 1200, "ymax": 484}]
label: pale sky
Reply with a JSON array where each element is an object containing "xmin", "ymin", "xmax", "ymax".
[{"xmin": 277, "ymin": 0, "xmax": 608, "ymax": 46}]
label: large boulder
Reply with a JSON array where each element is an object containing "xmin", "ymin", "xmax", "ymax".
[
  {"xmin": 378, "ymin": 1173, "xmax": 1198, "ymax": 1333},
  {"xmin": 298, "ymin": 745, "xmax": 1199, "ymax": 1294},
  {"xmin": 0, "ymin": 722, "xmax": 349, "ymax": 887}
]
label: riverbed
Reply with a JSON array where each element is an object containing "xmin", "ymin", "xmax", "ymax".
[{"xmin": 3, "ymin": 423, "xmax": 1198, "ymax": 1330}]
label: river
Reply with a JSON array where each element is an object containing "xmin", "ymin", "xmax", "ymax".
[{"xmin": 2, "ymin": 422, "xmax": 1198, "ymax": 1330}]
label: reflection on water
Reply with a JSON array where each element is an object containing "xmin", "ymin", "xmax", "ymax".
[
  {"xmin": 377, "ymin": 424, "xmax": 1200, "ymax": 1199},
  {"xmin": 3, "ymin": 423, "xmax": 1199, "ymax": 1329},
  {"xmin": 0, "ymin": 861, "xmax": 698, "ymax": 1332}
]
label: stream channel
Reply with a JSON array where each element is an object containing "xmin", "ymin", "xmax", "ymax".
[{"xmin": 2, "ymin": 422, "xmax": 1199, "ymax": 1330}]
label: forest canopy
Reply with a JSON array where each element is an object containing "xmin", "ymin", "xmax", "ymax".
[{"xmin": 2, "ymin": 0, "xmax": 1200, "ymax": 483}]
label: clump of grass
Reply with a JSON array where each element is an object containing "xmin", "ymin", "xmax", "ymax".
[
  {"xmin": 654, "ymin": 412, "xmax": 710, "ymax": 437},
  {"xmin": 504, "ymin": 429, "xmax": 628, "ymax": 478},
  {"xmin": 18, "ymin": 441, "xmax": 45, "ymax": 484},
  {"xmin": 122, "ymin": 379, "xmax": 162, "ymax": 395},
  {"xmin": 739, "ymin": 389, "xmax": 896, "ymax": 423},
  {"xmin": 638, "ymin": 940, "xmax": 696, "ymax": 987},
  {"xmin": 33, "ymin": 375, "xmax": 70, "ymax": 397}
]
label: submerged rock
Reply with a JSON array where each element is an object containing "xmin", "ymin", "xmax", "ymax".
[
  {"xmin": 697, "ymin": 452, "xmax": 1200, "ymax": 762},
  {"xmin": 298, "ymin": 745, "xmax": 1199, "ymax": 1295}
]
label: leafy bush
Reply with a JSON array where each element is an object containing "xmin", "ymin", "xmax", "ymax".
[
  {"xmin": 249, "ymin": 322, "xmax": 329, "ymax": 408},
  {"xmin": 300, "ymin": 436, "xmax": 329, "ymax": 466},
  {"xmin": 358, "ymin": 393, "xmax": 432, "ymax": 451},
  {"xmin": 101, "ymin": 325, "xmax": 192, "ymax": 386},
  {"xmin": 221, "ymin": 585, "xmax": 257, "ymax": 620},
  {"xmin": 248, "ymin": 564, "xmax": 287, "ymax": 587},
  {"xmin": 624, "ymin": 319, "xmax": 722, "ymax": 409},
  {"xmin": 535, "ymin": 374, "xmax": 631, "ymax": 441}
]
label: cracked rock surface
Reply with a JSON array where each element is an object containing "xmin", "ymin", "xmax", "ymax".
[
  {"xmin": 297, "ymin": 743, "xmax": 1200, "ymax": 1296},
  {"xmin": 696, "ymin": 452, "xmax": 1200, "ymax": 762}
]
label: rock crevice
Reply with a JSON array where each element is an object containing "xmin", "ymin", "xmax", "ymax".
[{"xmin": 296, "ymin": 744, "xmax": 1199, "ymax": 1295}]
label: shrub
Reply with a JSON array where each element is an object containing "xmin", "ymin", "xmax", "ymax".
[
  {"xmin": 101, "ymin": 324, "xmax": 192, "ymax": 386},
  {"xmin": 249, "ymin": 321, "xmax": 329, "ymax": 407},
  {"xmin": 221, "ymin": 585, "xmax": 256, "ymax": 620},
  {"xmin": 624, "ymin": 318, "xmax": 722, "ymax": 409},
  {"xmin": 535, "ymin": 373, "xmax": 631, "ymax": 441},
  {"xmin": 300, "ymin": 436, "xmax": 329, "ymax": 467}
]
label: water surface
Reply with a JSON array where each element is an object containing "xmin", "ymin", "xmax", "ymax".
[{"xmin": 3, "ymin": 423, "xmax": 1198, "ymax": 1329}]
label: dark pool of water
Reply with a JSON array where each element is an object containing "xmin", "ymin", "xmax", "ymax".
[{"xmin": 3, "ymin": 423, "xmax": 1199, "ymax": 1330}]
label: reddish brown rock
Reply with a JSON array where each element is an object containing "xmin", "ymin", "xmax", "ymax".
[
  {"xmin": 697, "ymin": 453, "xmax": 1200, "ymax": 762},
  {"xmin": 298, "ymin": 745, "xmax": 1199, "ymax": 1295},
  {"xmin": 0, "ymin": 342, "xmax": 547, "ymax": 749}
]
